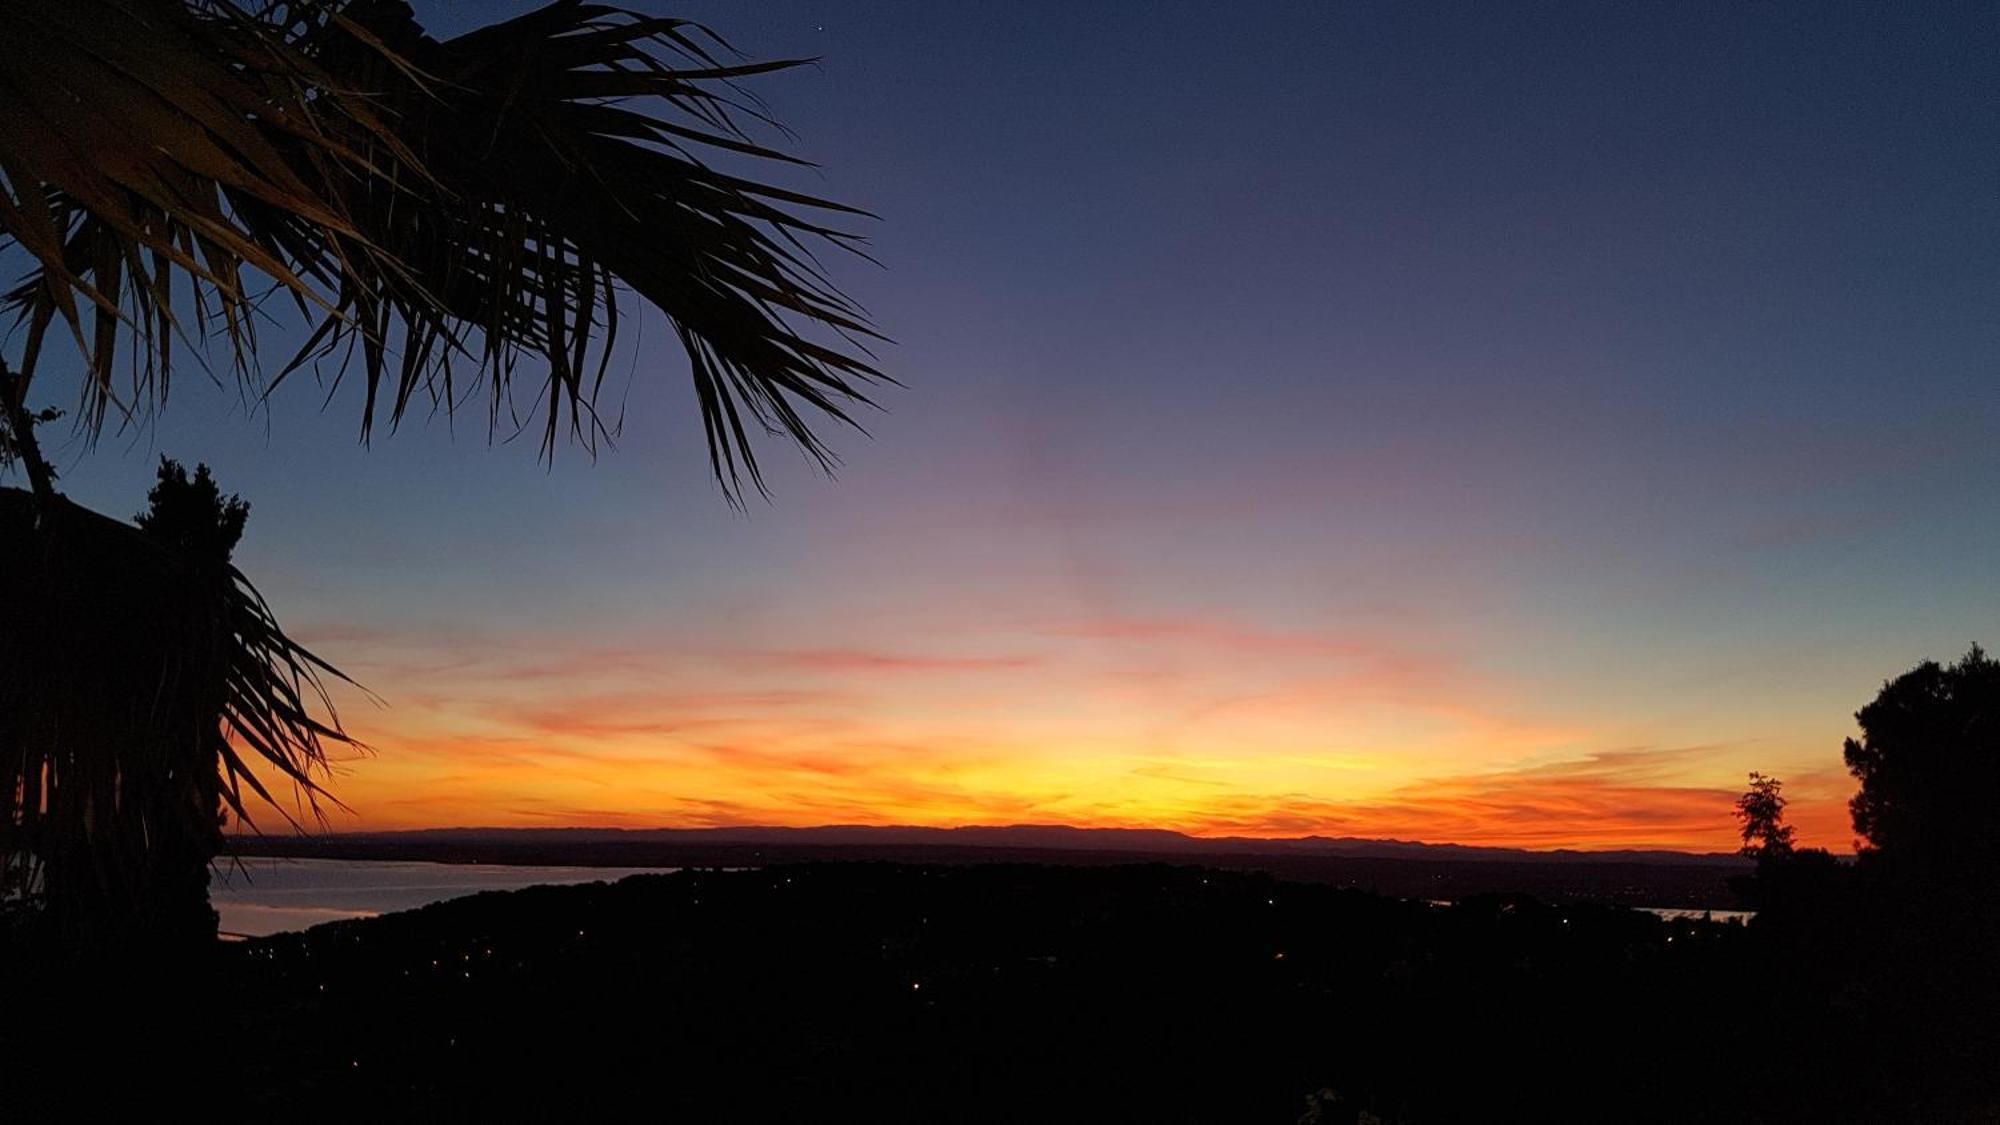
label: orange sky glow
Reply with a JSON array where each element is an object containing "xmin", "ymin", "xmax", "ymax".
[{"xmin": 261, "ymin": 610, "xmax": 1863, "ymax": 854}]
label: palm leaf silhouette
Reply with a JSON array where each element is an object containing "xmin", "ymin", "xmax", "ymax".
[
  {"xmin": 0, "ymin": 485, "xmax": 358, "ymax": 945},
  {"xmin": 0, "ymin": 0, "xmax": 887, "ymax": 497}
]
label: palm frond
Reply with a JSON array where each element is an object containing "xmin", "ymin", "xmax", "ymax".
[
  {"xmin": 0, "ymin": 485, "xmax": 357, "ymax": 940},
  {"xmin": 0, "ymin": 0, "xmax": 888, "ymax": 498},
  {"xmin": 0, "ymin": 0, "xmax": 382, "ymax": 424}
]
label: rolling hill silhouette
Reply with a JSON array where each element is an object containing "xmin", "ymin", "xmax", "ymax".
[{"xmin": 235, "ymin": 824, "xmax": 1751, "ymax": 909}]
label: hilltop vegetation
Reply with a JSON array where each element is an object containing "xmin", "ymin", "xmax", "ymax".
[{"xmin": 14, "ymin": 862, "xmax": 1987, "ymax": 1123}]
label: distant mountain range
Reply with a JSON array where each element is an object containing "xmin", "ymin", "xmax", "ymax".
[{"xmin": 237, "ymin": 824, "xmax": 1749, "ymax": 868}]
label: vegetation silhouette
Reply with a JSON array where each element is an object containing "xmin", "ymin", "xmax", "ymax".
[
  {"xmin": 128, "ymin": 459, "xmax": 267, "ymax": 949},
  {"xmin": 0, "ymin": 0, "xmax": 886, "ymax": 951},
  {"xmin": 175, "ymin": 857, "xmax": 1982, "ymax": 1124},
  {"xmin": 1845, "ymin": 646, "xmax": 2000, "ymax": 883},
  {"xmin": 1732, "ymin": 771, "xmax": 1795, "ymax": 858},
  {"xmin": 0, "ymin": 0, "xmax": 886, "ymax": 498},
  {"xmin": 1729, "ymin": 646, "xmax": 2000, "ymax": 1122},
  {"xmin": 204, "ymin": 865, "xmax": 1774, "ymax": 1124},
  {"xmin": 0, "ymin": 461, "xmax": 352, "ymax": 953}
]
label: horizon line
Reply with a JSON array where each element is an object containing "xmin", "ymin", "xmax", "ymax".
[{"xmin": 227, "ymin": 821, "xmax": 1785, "ymax": 858}]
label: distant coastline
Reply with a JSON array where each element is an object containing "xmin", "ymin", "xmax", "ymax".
[
  {"xmin": 230, "ymin": 824, "xmax": 1755, "ymax": 910},
  {"xmin": 233, "ymin": 823, "xmax": 1752, "ymax": 865}
]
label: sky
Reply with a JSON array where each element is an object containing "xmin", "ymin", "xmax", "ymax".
[{"xmin": 18, "ymin": 0, "xmax": 2000, "ymax": 851}]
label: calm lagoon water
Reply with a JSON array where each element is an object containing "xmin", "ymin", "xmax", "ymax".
[{"xmin": 209, "ymin": 857, "xmax": 674, "ymax": 937}]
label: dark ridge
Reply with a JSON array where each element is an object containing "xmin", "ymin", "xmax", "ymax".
[
  {"xmin": 231, "ymin": 825, "xmax": 1753, "ymax": 910},
  {"xmin": 234, "ymin": 823, "xmax": 1752, "ymax": 864}
]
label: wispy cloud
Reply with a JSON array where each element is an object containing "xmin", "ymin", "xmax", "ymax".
[
  {"xmin": 741, "ymin": 648, "xmax": 1046, "ymax": 674},
  {"xmin": 1166, "ymin": 744, "xmax": 1846, "ymax": 851},
  {"xmin": 270, "ymin": 607, "xmax": 1853, "ymax": 852}
]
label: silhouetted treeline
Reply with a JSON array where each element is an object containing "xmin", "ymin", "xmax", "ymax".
[
  {"xmin": 1724, "ymin": 646, "xmax": 2000, "ymax": 1123},
  {"xmin": 8, "ymin": 861, "xmax": 1990, "ymax": 1123}
]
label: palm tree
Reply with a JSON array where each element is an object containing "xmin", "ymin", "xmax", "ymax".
[
  {"xmin": 0, "ymin": 465, "xmax": 355, "ymax": 950},
  {"xmin": 0, "ymin": 0, "xmax": 885, "ymax": 493},
  {"xmin": 0, "ymin": 0, "xmax": 886, "ymax": 946}
]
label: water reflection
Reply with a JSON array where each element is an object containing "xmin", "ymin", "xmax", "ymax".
[{"xmin": 209, "ymin": 857, "xmax": 675, "ymax": 936}]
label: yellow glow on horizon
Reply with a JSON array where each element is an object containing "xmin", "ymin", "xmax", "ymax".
[{"xmin": 260, "ymin": 615, "xmax": 1862, "ymax": 854}]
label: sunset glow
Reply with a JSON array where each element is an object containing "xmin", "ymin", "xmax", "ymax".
[
  {"xmin": 281, "ymin": 606, "xmax": 1861, "ymax": 852},
  {"xmin": 53, "ymin": 0, "xmax": 1998, "ymax": 855}
]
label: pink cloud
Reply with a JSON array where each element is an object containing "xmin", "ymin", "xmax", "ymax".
[
  {"xmin": 1171, "ymin": 744, "xmax": 1852, "ymax": 852},
  {"xmin": 744, "ymin": 648, "xmax": 1046, "ymax": 674}
]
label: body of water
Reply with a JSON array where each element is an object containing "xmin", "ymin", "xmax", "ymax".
[
  {"xmin": 1641, "ymin": 907, "xmax": 1755, "ymax": 924},
  {"xmin": 209, "ymin": 857, "xmax": 674, "ymax": 937}
]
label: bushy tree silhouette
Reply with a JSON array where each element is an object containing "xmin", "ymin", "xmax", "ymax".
[
  {"xmin": 1844, "ymin": 646, "xmax": 2000, "ymax": 883},
  {"xmin": 136, "ymin": 459, "xmax": 249, "ymax": 562},
  {"xmin": 128, "ymin": 459, "xmax": 252, "ymax": 946}
]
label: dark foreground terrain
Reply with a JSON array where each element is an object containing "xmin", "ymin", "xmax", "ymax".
[{"xmin": 12, "ymin": 863, "xmax": 1996, "ymax": 1123}]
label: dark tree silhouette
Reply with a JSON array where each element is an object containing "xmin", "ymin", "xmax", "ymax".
[
  {"xmin": 1733, "ymin": 772, "xmax": 1796, "ymax": 858},
  {"xmin": 1818, "ymin": 647, "xmax": 2000, "ymax": 1114},
  {"xmin": 127, "ymin": 460, "xmax": 252, "ymax": 946},
  {"xmin": 136, "ymin": 459, "xmax": 249, "ymax": 561},
  {"xmin": 0, "ymin": 474, "xmax": 353, "ymax": 952},
  {"xmin": 1844, "ymin": 645, "xmax": 2000, "ymax": 882}
]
